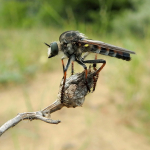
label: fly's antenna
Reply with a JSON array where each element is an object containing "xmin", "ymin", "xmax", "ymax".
[{"xmin": 45, "ymin": 43, "xmax": 50, "ymax": 47}]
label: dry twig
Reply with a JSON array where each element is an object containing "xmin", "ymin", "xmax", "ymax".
[{"xmin": 0, "ymin": 66, "xmax": 101, "ymax": 136}]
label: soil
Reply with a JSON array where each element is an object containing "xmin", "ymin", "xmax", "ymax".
[{"xmin": 0, "ymin": 71, "xmax": 150, "ymax": 150}]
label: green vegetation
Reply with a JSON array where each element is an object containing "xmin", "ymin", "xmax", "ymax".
[
  {"xmin": 0, "ymin": 0, "xmax": 149, "ymax": 36},
  {"xmin": 0, "ymin": 28, "xmax": 63, "ymax": 85},
  {"xmin": 0, "ymin": 0, "xmax": 150, "ymax": 139}
]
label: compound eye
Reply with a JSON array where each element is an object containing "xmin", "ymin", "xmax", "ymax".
[{"xmin": 47, "ymin": 47, "xmax": 51, "ymax": 57}]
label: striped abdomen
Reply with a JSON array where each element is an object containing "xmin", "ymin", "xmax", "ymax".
[
  {"xmin": 91, "ymin": 45, "xmax": 131, "ymax": 61},
  {"xmin": 80, "ymin": 39, "xmax": 135, "ymax": 61}
]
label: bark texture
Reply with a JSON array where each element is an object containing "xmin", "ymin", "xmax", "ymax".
[{"xmin": 0, "ymin": 67, "xmax": 99, "ymax": 136}]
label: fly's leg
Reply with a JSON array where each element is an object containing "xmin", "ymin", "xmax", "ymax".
[
  {"xmin": 61, "ymin": 55, "xmax": 75, "ymax": 103},
  {"xmin": 71, "ymin": 61, "xmax": 74, "ymax": 75},
  {"xmin": 82, "ymin": 59, "xmax": 106, "ymax": 92},
  {"xmin": 61, "ymin": 59, "xmax": 66, "ymax": 103},
  {"xmin": 75, "ymin": 59, "xmax": 91, "ymax": 92},
  {"xmin": 92, "ymin": 61, "xmax": 106, "ymax": 91},
  {"xmin": 92, "ymin": 54, "xmax": 98, "ymax": 92},
  {"xmin": 82, "ymin": 53, "xmax": 99, "ymax": 91},
  {"xmin": 82, "ymin": 52, "xmax": 89, "ymax": 61},
  {"xmin": 93, "ymin": 54, "xmax": 97, "ymax": 70},
  {"xmin": 82, "ymin": 59, "xmax": 106, "ymax": 70},
  {"xmin": 84, "ymin": 67, "xmax": 91, "ymax": 92},
  {"xmin": 94, "ymin": 60, "xmax": 106, "ymax": 75}
]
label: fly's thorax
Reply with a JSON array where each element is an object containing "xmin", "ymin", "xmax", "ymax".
[
  {"xmin": 81, "ymin": 44, "xmax": 93, "ymax": 52},
  {"xmin": 67, "ymin": 43, "xmax": 75, "ymax": 55},
  {"xmin": 59, "ymin": 31, "xmax": 83, "ymax": 43},
  {"xmin": 75, "ymin": 47, "xmax": 82, "ymax": 59},
  {"xmin": 60, "ymin": 42, "xmax": 75, "ymax": 57}
]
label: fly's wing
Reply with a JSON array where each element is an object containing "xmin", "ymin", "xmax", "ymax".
[{"xmin": 79, "ymin": 39, "xmax": 136, "ymax": 61}]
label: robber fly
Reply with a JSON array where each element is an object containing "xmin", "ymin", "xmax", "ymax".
[{"xmin": 45, "ymin": 31, "xmax": 135, "ymax": 101}]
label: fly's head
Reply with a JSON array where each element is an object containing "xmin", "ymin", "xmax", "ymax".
[{"xmin": 45, "ymin": 42, "xmax": 59, "ymax": 58}]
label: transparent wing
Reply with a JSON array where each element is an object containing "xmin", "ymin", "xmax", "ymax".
[{"xmin": 79, "ymin": 39, "xmax": 136, "ymax": 54}]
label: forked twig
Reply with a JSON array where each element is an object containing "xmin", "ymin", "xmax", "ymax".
[{"xmin": 0, "ymin": 66, "xmax": 102, "ymax": 136}]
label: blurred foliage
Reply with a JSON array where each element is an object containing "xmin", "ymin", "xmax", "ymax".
[
  {"xmin": 0, "ymin": 0, "xmax": 150, "ymax": 137},
  {"xmin": 0, "ymin": 29, "xmax": 62, "ymax": 85},
  {"xmin": 0, "ymin": 0, "xmax": 149, "ymax": 36}
]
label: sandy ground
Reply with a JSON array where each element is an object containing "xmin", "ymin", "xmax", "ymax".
[{"xmin": 0, "ymin": 70, "xmax": 150, "ymax": 150}]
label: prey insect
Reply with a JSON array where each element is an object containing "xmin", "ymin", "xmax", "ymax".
[{"xmin": 45, "ymin": 31, "xmax": 135, "ymax": 102}]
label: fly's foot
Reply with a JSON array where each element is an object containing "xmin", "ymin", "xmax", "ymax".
[
  {"xmin": 60, "ymin": 81, "xmax": 65, "ymax": 103},
  {"xmin": 71, "ymin": 61, "xmax": 74, "ymax": 75},
  {"xmin": 60, "ymin": 73, "xmax": 66, "ymax": 104},
  {"xmin": 92, "ymin": 74, "xmax": 99, "ymax": 92},
  {"xmin": 85, "ymin": 80, "xmax": 91, "ymax": 92}
]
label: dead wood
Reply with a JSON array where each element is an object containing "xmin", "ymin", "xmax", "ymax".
[{"xmin": 0, "ymin": 66, "xmax": 100, "ymax": 136}]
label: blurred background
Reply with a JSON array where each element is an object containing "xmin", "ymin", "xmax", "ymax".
[{"xmin": 0, "ymin": 0, "xmax": 150, "ymax": 149}]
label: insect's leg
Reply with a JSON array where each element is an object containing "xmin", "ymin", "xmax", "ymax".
[
  {"xmin": 61, "ymin": 55, "xmax": 75, "ymax": 103},
  {"xmin": 71, "ymin": 61, "xmax": 74, "ymax": 75},
  {"xmin": 82, "ymin": 52, "xmax": 89, "ymax": 60},
  {"xmin": 83, "ymin": 59, "xmax": 106, "ymax": 74},
  {"xmin": 82, "ymin": 59, "xmax": 106, "ymax": 65},
  {"xmin": 61, "ymin": 59, "xmax": 66, "ymax": 103},
  {"xmin": 92, "ymin": 54, "xmax": 98, "ymax": 92},
  {"xmin": 83, "ymin": 59, "xmax": 106, "ymax": 91},
  {"xmin": 82, "ymin": 53, "xmax": 98, "ymax": 91},
  {"xmin": 75, "ymin": 59, "xmax": 90, "ymax": 92},
  {"xmin": 93, "ymin": 54, "xmax": 97, "ymax": 70},
  {"xmin": 93, "ymin": 60, "xmax": 106, "ymax": 91},
  {"xmin": 95, "ymin": 60, "xmax": 106, "ymax": 75},
  {"xmin": 61, "ymin": 55, "xmax": 67, "ymax": 75}
]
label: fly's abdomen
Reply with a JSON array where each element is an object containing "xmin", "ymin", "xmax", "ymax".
[{"xmin": 91, "ymin": 45, "xmax": 131, "ymax": 61}]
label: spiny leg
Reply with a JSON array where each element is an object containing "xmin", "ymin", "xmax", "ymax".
[
  {"xmin": 82, "ymin": 59, "xmax": 106, "ymax": 92},
  {"xmin": 61, "ymin": 55, "xmax": 75, "ymax": 103},
  {"xmin": 92, "ymin": 75, "xmax": 98, "ymax": 92},
  {"xmin": 92, "ymin": 61, "xmax": 106, "ymax": 91},
  {"xmin": 61, "ymin": 59, "xmax": 67, "ymax": 103},
  {"xmin": 71, "ymin": 61, "xmax": 74, "ymax": 75},
  {"xmin": 75, "ymin": 59, "xmax": 91, "ymax": 92},
  {"xmin": 82, "ymin": 59, "xmax": 106, "ymax": 68},
  {"xmin": 94, "ymin": 60, "xmax": 106, "ymax": 75},
  {"xmin": 93, "ymin": 54, "xmax": 97, "ymax": 70},
  {"xmin": 84, "ymin": 68, "xmax": 91, "ymax": 92},
  {"xmin": 92, "ymin": 54, "xmax": 98, "ymax": 91},
  {"xmin": 82, "ymin": 52, "xmax": 89, "ymax": 61}
]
